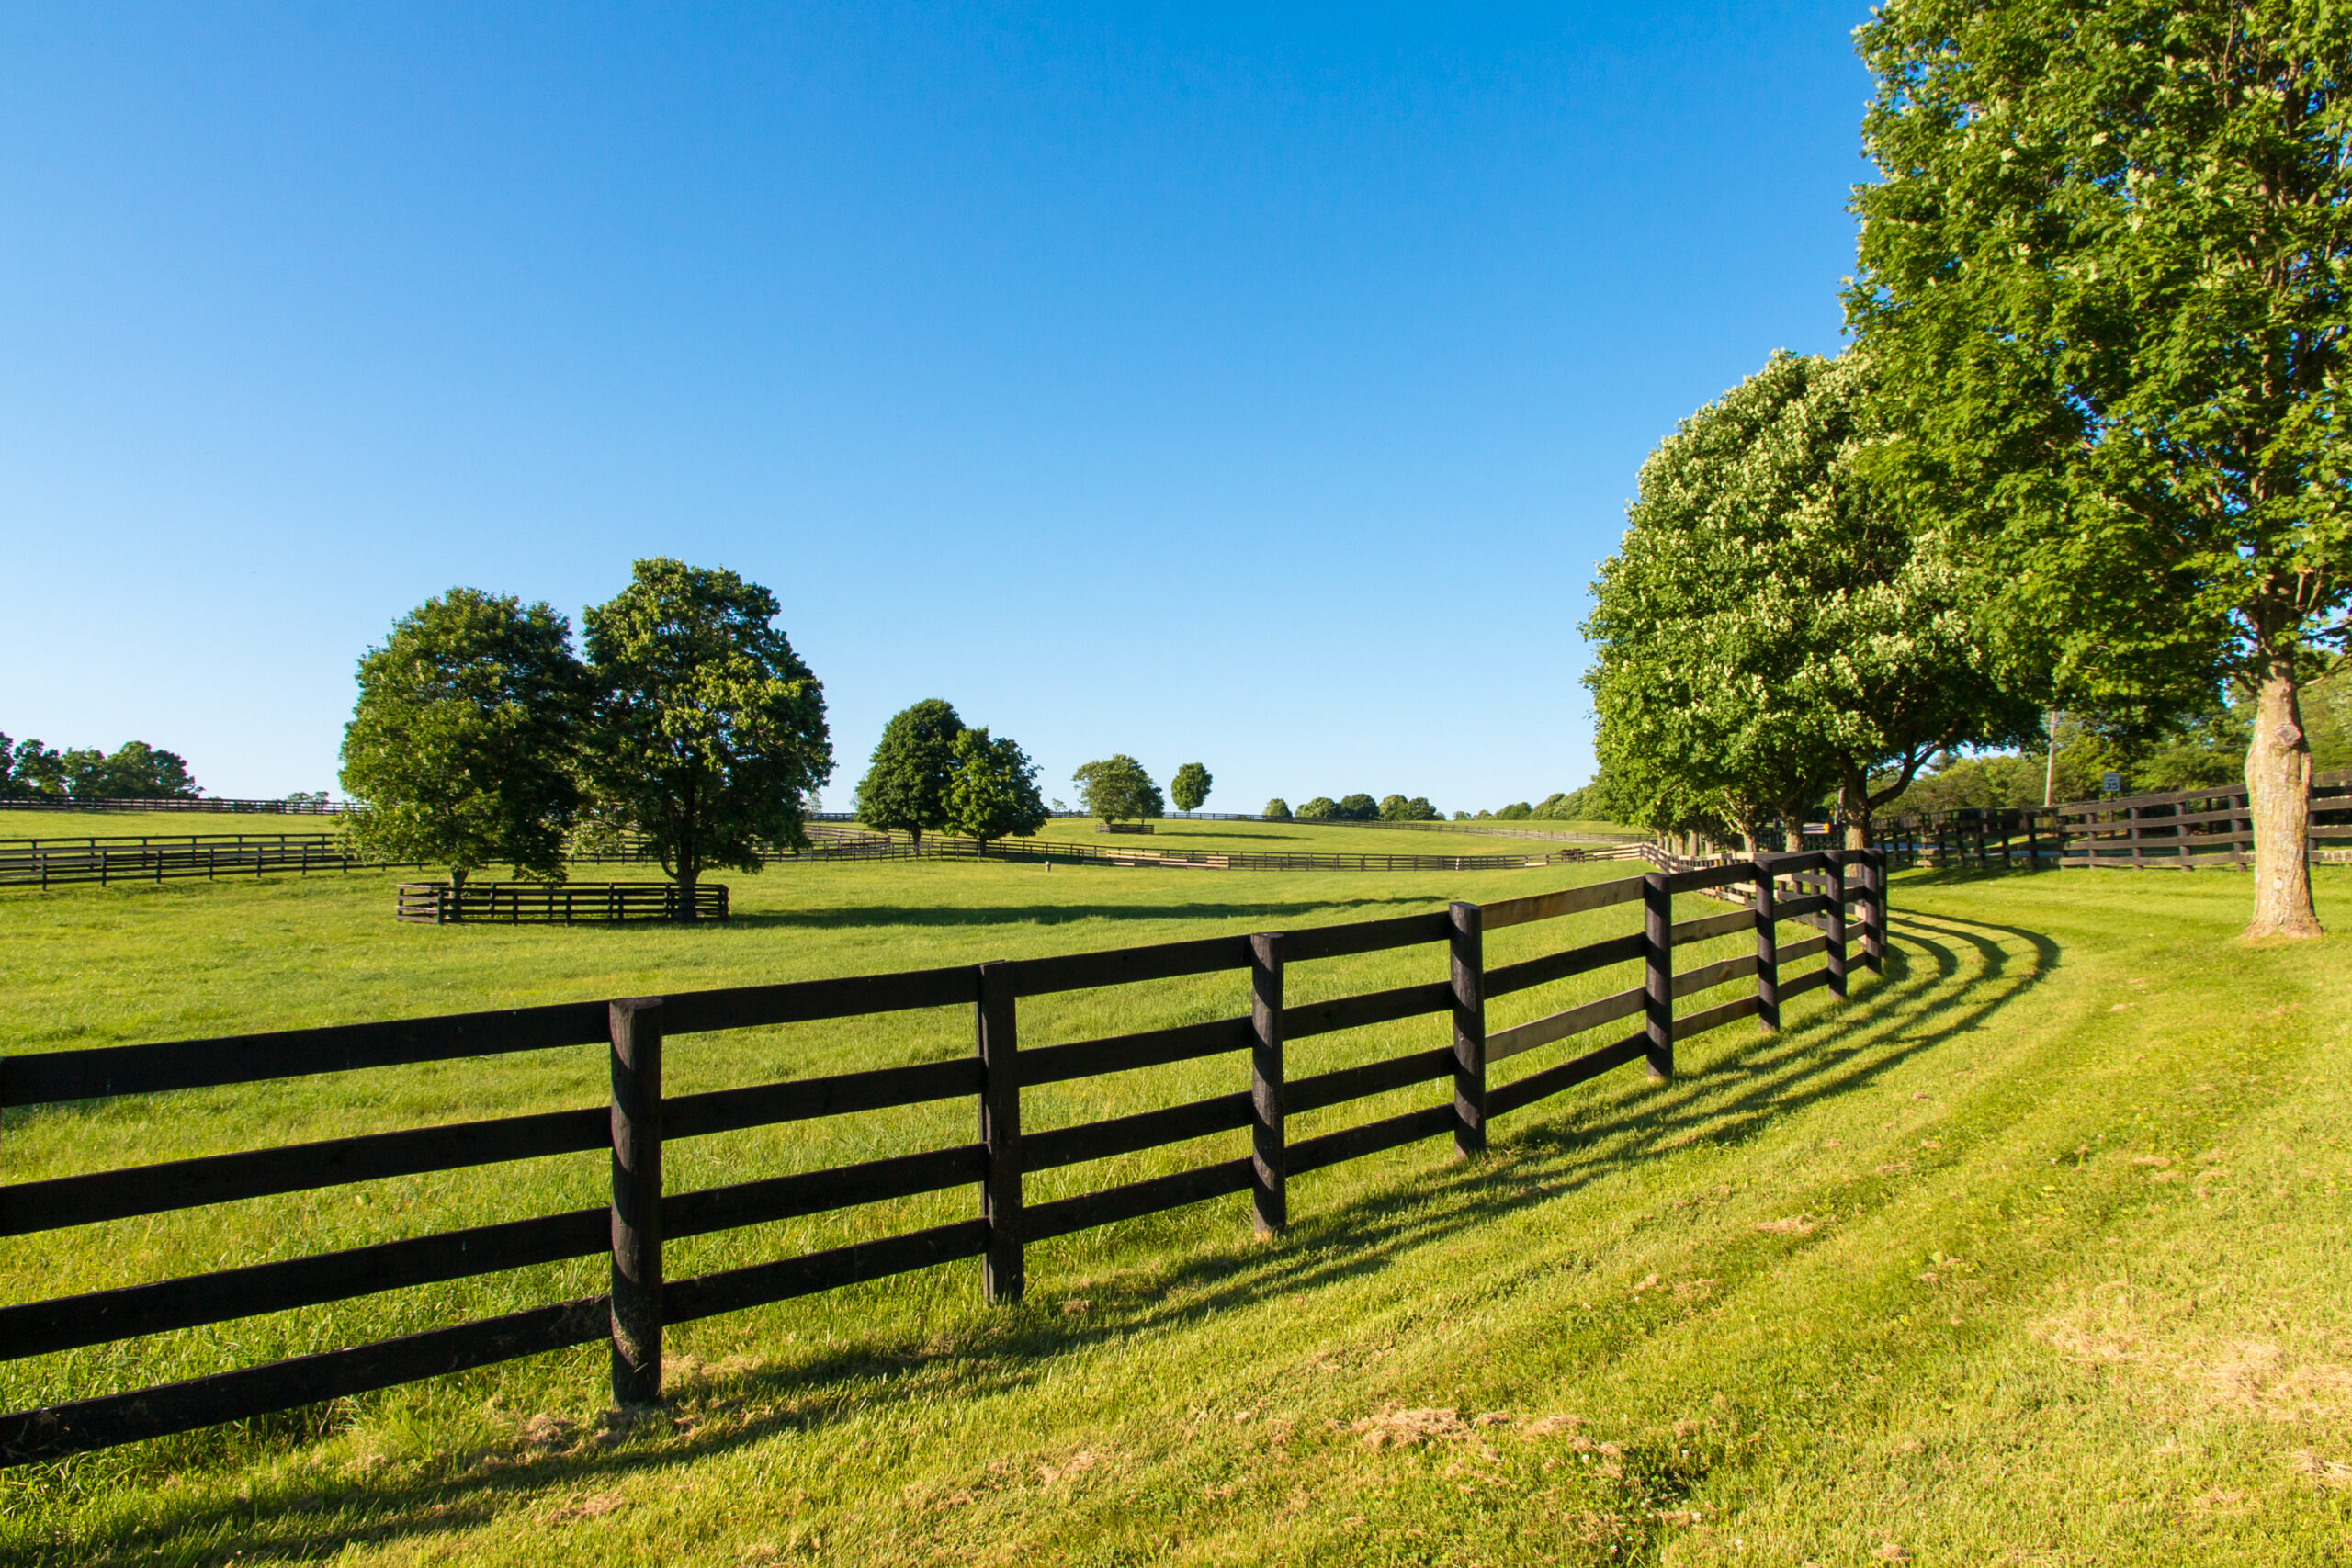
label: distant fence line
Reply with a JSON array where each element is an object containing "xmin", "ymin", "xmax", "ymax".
[
  {"xmin": 0, "ymin": 795, "xmax": 351, "ymax": 816},
  {"xmin": 0, "ymin": 852, "xmax": 1887, "ymax": 1464}
]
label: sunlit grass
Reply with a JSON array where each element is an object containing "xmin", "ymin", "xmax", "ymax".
[{"xmin": 1, "ymin": 861, "xmax": 2345, "ymax": 1564}]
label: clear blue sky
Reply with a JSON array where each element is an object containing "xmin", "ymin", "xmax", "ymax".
[{"xmin": 0, "ymin": 4, "xmax": 1871, "ymax": 813}]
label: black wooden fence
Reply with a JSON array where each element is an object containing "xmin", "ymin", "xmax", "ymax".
[
  {"xmin": 0, "ymin": 852, "xmax": 1884, "ymax": 1464},
  {"xmin": 394, "ymin": 882, "xmax": 731, "ymax": 924},
  {"xmin": 0, "ymin": 834, "xmax": 416, "ymax": 889}
]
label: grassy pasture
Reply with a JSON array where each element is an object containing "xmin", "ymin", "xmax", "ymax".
[{"xmin": 0, "ymin": 859, "xmax": 2346, "ymax": 1564}]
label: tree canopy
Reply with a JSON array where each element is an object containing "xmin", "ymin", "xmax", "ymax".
[
  {"xmin": 1261, "ymin": 796, "xmax": 1292, "ymax": 819},
  {"xmin": 1582, "ymin": 349, "xmax": 2038, "ymax": 848},
  {"xmin": 1296, "ymin": 796, "xmax": 1338, "ymax": 820},
  {"xmin": 1170, "ymin": 761, "xmax": 1213, "ymax": 813},
  {"xmin": 582, "ymin": 559, "xmax": 831, "ymax": 911},
  {"xmin": 1850, "ymin": 0, "xmax": 2352, "ymax": 934},
  {"xmin": 1071, "ymin": 754, "xmax": 1163, "ymax": 824},
  {"xmin": 340, "ymin": 589, "xmax": 591, "ymax": 889},
  {"xmin": 944, "ymin": 728, "xmax": 1049, "ymax": 847},
  {"xmin": 854, "ymin": 699, "xmax": 965, "ymax": 845},
  {"xmin": 1378, "ymin": 793, "xmax": 1438, "ymax": 820}
]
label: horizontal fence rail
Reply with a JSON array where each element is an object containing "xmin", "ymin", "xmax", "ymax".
[{"xmin": 0, "ymin": 854, "xmax": 1887, "ymax": 1465}]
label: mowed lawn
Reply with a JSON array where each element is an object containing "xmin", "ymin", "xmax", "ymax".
[{"xmin": 0, "ymin": 855, "xmax": 2346, "ymax": 1565}]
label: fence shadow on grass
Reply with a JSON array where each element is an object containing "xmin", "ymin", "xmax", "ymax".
[{"xmin": 38, "ymin": 908, "xmax": 2057, "ymax": 1567}]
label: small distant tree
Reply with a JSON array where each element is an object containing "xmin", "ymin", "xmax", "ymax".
[
  {"xmin": 1071, "ymin": 754, "xmax": 1163, "ymax": 824},
  {"xmin": 1495, "ymin": 802, "xmax": 1533, "ymax": 821},
  {"xmin": 1296, "ymin": 796, "xmax": 1339, "ymax": 820},
  {"xmin": 1405, "ymin": 795, "xmax": 1436, "ymax": 820},
  {"xmin": 1170, "ymin": 761, "xmax": 1213, "ymax": 814},
  {"xmin": 582, "ymin": 559, "xmax": 832, "ymax": 918},
  {"xmin": 1336, "ymin": 793, "xmax": 1378, "ymax": 821},
  {"xmin": 1261, "ymin": 796, "xmax": 1293, "ymax": 820},
  {"xmin": 945, "ymin": 728, "xmax": 1049, "ymax": 849},
  {"xmin": 854, "ymin": 699, "xmax": 965, "ymax": 846},
  {"xmin": 341, "ymin": 588, "xmax": 593, "ymax": 892}
]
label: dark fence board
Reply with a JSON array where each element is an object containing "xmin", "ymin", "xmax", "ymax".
[
  {"xmin": 0, "ymin": 1108, "xmax": 606, "ymax": 1235},
  {"xmin": 1485, "ymin": 1031, "xmax": 1648, "ymax": 1119},
  {"xmin": 1009, "ymin": 936, "xmax": 1253, "ymax": 997},
  {"xmin": 664, "ymin": 1145, "xmax": 986, "ymax": 1239},
  {"xmin": 1024, "ymin": 1094, "xmax": 1253, "ymax": 1171},
  {"xmin": 0, "ymin": 1209, "xmax": 606, "ymax": 1361},
  {"xmin": 1779, "ymin": 967, "xmax": 1833, "ymax": 1000},
  {"xmin": 662, "ymin": 1221, "xmax": 989, "ymax": 1325},
  {"xmin": 665, "ymin": 1059, "xmax": 981, "ymax": 1140},
  {"xmin": 1022, "ymin": 1158, "xmax": 1255, "ymax": 1241},
  {"xmin": 1286, "ymin": 1104, "xmax": 1453, "ymax": 1174},
  {"xmin": 1022, "ymin": 1016, "xmax": 1255, "ymax": 1087},
  {"xmin": 1478, "ymin": 876, "xmax": 1645, "ymax": 931},
  {"xmin": 1283, "ymin": 1048, "xmax": 1453, "ymax": 1116},
  {"xmin": 1677, "ymin": 993, "xmax": 1761, "ymax": 1042},
  {"xmin": 1482, "ymin": 985, "xmax": 1645, "ymax": 1065},
  {"xmin": 1484, "ymin": 931, "xmax": 1645, "ymax": 999},
  {"xmin": 1281, "ymin": 910, "xmax": 1453, "ymax": 963},
  {"xmin": 0, "ymin": 1294, "xmax": 609, "ymax": 1465},
  {"xmin": 0, "ymin": 1006, "xmax": 612, "ymax": 1109},
  {"xmin": 1672, "ymin": 953, "xmax": 1759, "ymax": 1001},
  {"xmin": 1279, "ymin": 980, "xmax": 1453, "ymax": 1040}
]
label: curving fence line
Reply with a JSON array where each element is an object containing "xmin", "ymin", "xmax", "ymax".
[{"xmin": 0, "ymin": 852, "xmax": 1884, "ymax": 1464}]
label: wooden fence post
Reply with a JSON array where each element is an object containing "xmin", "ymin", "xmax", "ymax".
[
  {"xmin": 977, "ymin": 961, "xmax": 1023, "ymax": 1303},
  {"xmin": 1860, "ymin": 849, "xmax": 1884, "ymax": 976},
  {"xmin": 608, "ymin": 997, "xmax": 664, "ymax": 1407},
  {"xmin": 1643, "ymin": 873, "xmax": 1673, "ymax": 1079},
  {"xmin": 1754, "ymin": 861, "xmax": 1779, "ymax": 1033},
  {"xmin": 1249, "ymin": 932, "xmax": 1286, "ymax": 1235},
  {"xmin": 1824, "ymin": 850, "xmax": 1848, "ymax": 1000},
  {"xmin": 1448, "ymin": 901, "xmax": 1487, "ymax": 1158}
]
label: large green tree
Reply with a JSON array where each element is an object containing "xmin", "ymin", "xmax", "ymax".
[
  {"xmin": 1170, "ymin": 761, "xmax": 1213, "ymax": 813},
  {"xmin": 1071, "ymin": 754, "xmax": 1163, "ymax": 825},
  {"xmin": 854, "ymin": 699, "xmax": 965, "ymax": 846},
  {"xmin": 1583, "ymin": 350, "xmax": 2039, "ymax": 850},
  {"xmin": 1850, "ymin": 0, "xmax": 2352, "ymax": 936},
  {"xmin": 582, "ymin": 559, "xmax": 831, "ymax": 917},
  {"xmin": 945, "ymin": 728, "xmax": 1049, "ymax": 849},
  {"xmin": 63, "ymin": 740, "xmax": 199, "ymax": 800},
  {"xmin": 340, "ymin": 588, "xmax": 592, "ymax": 891}
]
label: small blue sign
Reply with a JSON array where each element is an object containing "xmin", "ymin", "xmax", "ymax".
[{"xmin": 2101, "ymin": 771, "xmax": 2123, "ymax": 795}]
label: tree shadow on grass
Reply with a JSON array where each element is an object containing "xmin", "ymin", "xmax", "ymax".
[{"xmin": 34, "ymin": 909, "xmax": 2059, "ymax": 1566}]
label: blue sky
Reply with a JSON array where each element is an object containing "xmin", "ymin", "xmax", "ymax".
[{"xmin": 0, "ymin": 4, "xmax": 1871, "ymax": 812}]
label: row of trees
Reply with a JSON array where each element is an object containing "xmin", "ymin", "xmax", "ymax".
[
  {"xmin": 852, "ymin": 700, "xmax": 1050, "ymax": 848},
  {"xmin": 340, "ymin": 560, "xmax": 831, "ymax": 909},
  {"xmin": 1586, "ymin": 2, "xmax": 2349, "ymax": 939},
  {"xmin": 0, "ymin": 734, "xmax": 200, "ymax": 800},
  {"xmin": 1261, "ymin": 793, "xmax": 1440, "ymax": 822}
]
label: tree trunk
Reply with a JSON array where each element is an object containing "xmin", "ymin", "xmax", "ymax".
[
  {"xmin": 2244, "ymin": 657, "xmax": 2323, "ymax": 940},
  {"xmin": 1839, "ymin": 771, "xmax": 1871, "ymax": 852},
  {"xmin": 675, "ymin": 860, "xmax": 697, "ymax": 922}
]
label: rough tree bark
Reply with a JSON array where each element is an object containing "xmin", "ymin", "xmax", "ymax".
[{"xmin": 2244, "ymin": 646, "xmax": 2322, "ymax": 941}]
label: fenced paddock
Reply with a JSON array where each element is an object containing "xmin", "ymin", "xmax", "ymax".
[
  {"xmin": 2057, "ymin": 771, "xmax": 2349, "ymax": 869},
  {"xmin": 0, "ymin": 832, "xmax": 411, "ymax": 889},
  {"xmin": 395, "ymin": 882, "xmax": 730, "ymax": 924},
  {"xmin": 0, "ymin": 852, "xmax": 1883, "ymax": 1465}
]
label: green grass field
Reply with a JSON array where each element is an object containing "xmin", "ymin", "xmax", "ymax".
[{"xmin": 1, "ymin": 855, "xmax": 2346, "ymax": 1565}]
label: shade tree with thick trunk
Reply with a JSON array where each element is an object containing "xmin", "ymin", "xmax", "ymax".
[
  {"xmin": 1072, "ymin": 755, "xmax": 1163, "ymax": 825},
  {"xmin": 582, "ymin": 559, "xmax": 831, "ymax": 918},
  {"xmin": 1850, "ymin": 0, "xmax": 2351, "ymax": 937}
]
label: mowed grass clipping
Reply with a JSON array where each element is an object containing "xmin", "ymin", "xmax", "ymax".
[{"xmin": 0, "ymin": 859, "xmax": 2346, "ymax": 1565}]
